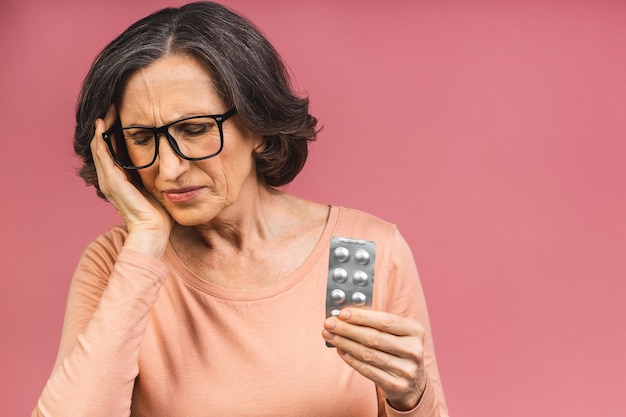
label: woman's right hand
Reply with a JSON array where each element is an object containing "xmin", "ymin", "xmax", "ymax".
[{"xmin": 91, "ymin": 105, "xmax": 174, "ymax": 258}]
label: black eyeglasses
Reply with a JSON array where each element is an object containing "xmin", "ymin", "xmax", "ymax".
[{"xmin": 102, "ymin": 108, "xmax": 237, "ymax": 169}]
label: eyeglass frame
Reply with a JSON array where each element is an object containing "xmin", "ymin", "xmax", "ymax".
[{"xmin": 102, "ymin": 108, "xmax": 238, "ymax": 170}]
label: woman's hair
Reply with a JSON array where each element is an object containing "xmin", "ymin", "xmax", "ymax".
[{"xmin": 75, "ymin": 1, "xmax": 318, "ymax": 199}]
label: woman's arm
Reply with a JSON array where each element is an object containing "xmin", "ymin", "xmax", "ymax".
[
  {"xmin": 32, "ymin": 230, "xmax": 168, "ymax": 417},
  {"xmin": 323, "ymin": 228, "xmax": 449, "ymax": 417},
  {"xmin": 33, "ymin": 107, "xmax": 174, "ymax": 417}
]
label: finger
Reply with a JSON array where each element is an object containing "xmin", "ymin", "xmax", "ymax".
[
  {"xmin": 337, "ymin": 339, "xmax": 421, "ymax": 385},
  {"xmin": 90, "ymin": 104, "xmax": 117, "ymax": 169},
  {"xmin": 337, "ymin": 308, "xmax": 424, "ymax": 338},
  {"xmin": 103, "ymin": 103, "xmax": 118, "ymax": 127},
  {"xmin": 324, "ymin": 312, "xmax": 425, "ymax": 361},
  {"xmin": 90, "ymin": 105, "xmax": 135, "ymax": 200},
  {"xmin": 334, "ymin": 341, "xmax": 425, "ymax": 410},
  {"xmin": 91, "ymin": 104, "xmax": 117, "ymax": 139},
  {"xmin": 326, "ymin": 328, "xmax": 415, "ymax": 376},
  {"xmin": 324, "ymin": 319, "xmax": 423, "ymax": 363}
]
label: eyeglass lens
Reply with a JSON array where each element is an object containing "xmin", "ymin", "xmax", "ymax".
[{"xmin": 108, "ymin": 116, "xmax": 223, "ymax": 169}]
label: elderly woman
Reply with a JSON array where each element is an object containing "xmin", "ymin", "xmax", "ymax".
[{"xmin": 33, "ymin": 2, "xmax": 448, "ymax": 416}]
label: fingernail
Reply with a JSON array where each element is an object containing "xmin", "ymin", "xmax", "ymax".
[
  {"xmin": 322, "ymin": 330, "xmax": 334, "ymax": 341},
  {"xmin": 325, "ymin": 317, "xmax": 337, "ymax": 330},
  {"xmin": 338, "ymin": 309, "xmax": 351, "ymax": 320}
]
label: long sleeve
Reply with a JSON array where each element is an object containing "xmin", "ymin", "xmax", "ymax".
[
  {"xmin": 32, "ymin": 207, "xmax": 448, "ymax": 417},
  {"xmin": 377, "ymin": 228, "xmax": 449, "ymax": 417},
  {"xmin": 32, "ymin": 229, "xmax": 168, "ymax": 417}
]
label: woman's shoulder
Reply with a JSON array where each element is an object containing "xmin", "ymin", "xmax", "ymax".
[
  {"xmin": 65, "ymin": 225, "xmax": 131, "ymax": 292},
  {"xmin": 80, "ymin": 225, "xmax": 129, "ymax": 265},
  {"xmin": 333, "ymin": 206, "xmax": 398, "ymax": 232},
  {"xmin": 330, "ymin": 206, "xmax": 401, "ymax": 246}
]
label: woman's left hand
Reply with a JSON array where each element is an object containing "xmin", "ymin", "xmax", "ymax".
[{"xmin": 322, "ymin": 308, "xmax": 428, "ymax": 411}]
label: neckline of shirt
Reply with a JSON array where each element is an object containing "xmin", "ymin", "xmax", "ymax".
[{"xmin": 163, "ymin": 205, "xmax": 341, "ymax": 301}]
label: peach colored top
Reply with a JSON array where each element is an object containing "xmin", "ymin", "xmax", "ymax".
[{"xmin": 33, "ymin": 206, "xmax": 448, "ymax": 417}]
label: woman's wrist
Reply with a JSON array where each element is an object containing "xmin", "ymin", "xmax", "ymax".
[
  {"xmin": 387, "ymin": 375, "xmax": 429, "ymax": 412},
  {"xmin": 124, "ymin": 228, "xmax": 170, "ymax": 259}
]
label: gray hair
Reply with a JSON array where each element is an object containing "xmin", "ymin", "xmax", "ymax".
[{"xmin": 74, "ymin": 1, "xmax": 318, "ymax": 199}]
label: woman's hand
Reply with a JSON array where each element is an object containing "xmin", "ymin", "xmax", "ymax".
[
  {"xmin": 322, "ymin": 308, "xmax": 428, "ymax": 411},
  {"xmin": 91, "ymin": 105, "xmax": 174, "ymax": 257}
]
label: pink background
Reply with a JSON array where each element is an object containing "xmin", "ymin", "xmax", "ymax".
[{"xmin": 1, "ymin": 0, "xmax": 625, "ymax": 415}]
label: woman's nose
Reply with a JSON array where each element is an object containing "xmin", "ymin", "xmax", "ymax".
[{"xmin": 155, "ymin": 134, "xmax": 189, "ymax": 179}]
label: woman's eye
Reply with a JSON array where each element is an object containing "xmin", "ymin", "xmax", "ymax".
[
  {"xmin": 180, "ymin": 122, "xmax": 215, "ymax": 136},
  {"xmin": 126, "ymin": 130, "xmax": 153, "ymax": 146}
]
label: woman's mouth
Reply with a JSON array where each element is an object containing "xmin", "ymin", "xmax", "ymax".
[{"xmin": 163, "ymin": 187, "xmax": 204, "ymax": 204}]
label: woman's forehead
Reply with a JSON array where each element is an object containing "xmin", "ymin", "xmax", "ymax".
[{"xmin": 119, "ymin": 55, "xmax": 224, "ymax": 124}]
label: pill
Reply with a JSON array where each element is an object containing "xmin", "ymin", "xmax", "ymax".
[
  {"xmin": 354, "ymin": 249, "xmax": 370, "ymax": 265},
  {"xmin": 333, "ymin": 247, "xmax": 350, "ymax": 262},
  {"xmin": 331, "ymin": 268, "xmax": 348, "ymax": 283},
  {"xmin": 352, "ymin": 270, "xmax": 369, "ymax": 286},
  {"xmin": 326, "ymin": 236, "xmax": 376, "ymax": 348},
  {"xmin": 351, "ymin": 292, "xmax": 367, "ymax": 307},
  {"xmin": 330, "ymin": 289, "xmax": 346, "ymax": 305}
]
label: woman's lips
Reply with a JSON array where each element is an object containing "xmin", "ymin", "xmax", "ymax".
[{"xmin": 163, "ymin": 187, "xmax": 204, "ymax": 204}]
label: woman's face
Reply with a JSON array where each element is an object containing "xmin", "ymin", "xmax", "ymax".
[{"xmin": 117, "ymin": 53, "xmax": 263, "ymax": 226}]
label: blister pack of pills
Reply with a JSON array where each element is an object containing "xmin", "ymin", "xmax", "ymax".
[{"xmin": 325, "ymin": 235, "xmax": 376, "ymax": 320}]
